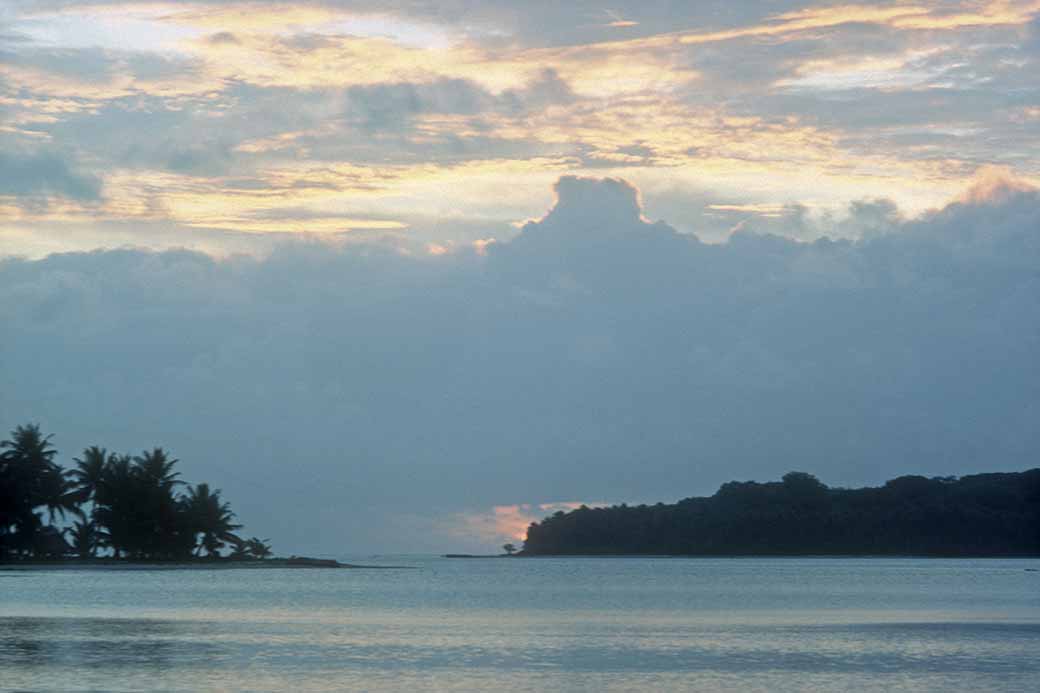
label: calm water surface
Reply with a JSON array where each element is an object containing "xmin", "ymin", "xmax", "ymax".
[{"xmin": 1, "ymin": 557, "xmax": 1038, "ymax": 692}]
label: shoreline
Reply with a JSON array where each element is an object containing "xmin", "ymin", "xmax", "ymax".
[
  {"xmin": 449, "ymin": 553, "xmax": 1040, "ymax": 559},
  {"xmin": 0, "ymin": 557, "xmax": 414, "ymax": 570}
]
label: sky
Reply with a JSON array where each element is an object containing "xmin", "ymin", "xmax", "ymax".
[{"xmin": 1, "ymin": 1, "xmax": 1039, "ymax": 553}]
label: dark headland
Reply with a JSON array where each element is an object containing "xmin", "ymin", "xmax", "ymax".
[{"xmin": 517, "ymin": 469, "xmax": 1040, "ymax": 557}]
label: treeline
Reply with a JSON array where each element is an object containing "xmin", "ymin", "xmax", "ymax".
[
  {"xmin": 521, "ymin": 470, "xmax": 1040, "ymax": 556},
  {"xmin": 0, "ymin": 424, "xmax": 271, "ymax": 561}
]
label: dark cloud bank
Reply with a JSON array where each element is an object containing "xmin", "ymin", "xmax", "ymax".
[{"xmin": 2, "ymin": 176, "xmax": 1038, "ymax": 552}]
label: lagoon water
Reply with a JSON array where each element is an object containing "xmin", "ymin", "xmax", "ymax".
[{"xmin": 1, "ymin": 557, "xmax": 1038, "ymax": 692}]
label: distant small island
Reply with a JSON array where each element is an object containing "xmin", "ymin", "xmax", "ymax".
[
  {"xmin": 1, "ymin": 423, "xmax": 277, "ymax": 564},
  {"xmin": 1, "ymin": 423, "xmax": 411, "ymax": 569},
  {"xmin": 519, "ymin": 470, "xmax": 1040, "ymax": 557}
]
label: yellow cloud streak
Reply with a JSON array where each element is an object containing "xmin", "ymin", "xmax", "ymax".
[
  {"xmin": 890, "ymin": 0, "xmax": 1040, "ymax": 29},
  {"xmin": 165, "ymin": 0, "xmax": 1038, "ymax": 99},
  {"xmin": 93, "ymin": 158, "xmax": 572, "ymax": 234},
  {"xmin": 22, "ymin": 0, "xmax": 1032, "ymax": 105},
  {"xmin": 656, "ymin": 1, "xmax": 1039, "ymax": 48},
  {"xmin": 707, "ymin": 203, "xmax": 791, "ymax": 214},
  {"xmin": 775, "ymin": 47, "xmax": 950, "ymax": 90},
  {"xmin": 182, "ymin": 29, "xmax": 685, "ymax": 98},
  {"xmin": 9, "ymin": 0, "xmax": 1039, "ymax": 238},
  {"xmin": 183, "ymin": 217, "xmax": 406, "ymax": 233},
  {"xmin": 158, "ymin": 3, "xmax": 344, "ymax": 30},
  {"xmin": 3, "ymin": 105, "xmax": 1003, "ymax": 236},
  {"xmin": 0, "ymin": 63, "xmax": 225, "ymax": 101},
  {"xmin": 678, "ymin": 5, "xmax": 934, "ymax": 45}
]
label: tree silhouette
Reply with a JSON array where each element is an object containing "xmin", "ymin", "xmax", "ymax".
[
  {"xmin": 522, "ymin": 469, "xmax": 1040, "ymax": 557},
  {"xmin": 94, "ymin": 451, "xmax": 204, "ymax": 559},
  {"xmin": 184, "ymin": 483, "xmax": 242, "ymax": 557},
  {"xmin": 70, "ymin": 446, "xmax": 109, "ymax": 507},
  {"xmin": 2, "ymin": 423, "xmax": 269, "ymax": 562},
  {"xmin": 246, "ymin": 537, "xmax": 273, "ymax": 559},
  {"xmin": 93, "ymin": 453, "xmax": 133, "ymax": 558},
  {"xmin": 133, "ymin": 448, "xmax": 182, "ymax": 493},
  {"xmin": 0, "ymin": 424, "xmax": 78, "ymax": 557},
  {"xmin": 65, "ymin": 518, "xmax": 99, "ymax": 559},
  {"xmin": 228, "ymin": 536, "xmax": 250, "ymax": 560}
]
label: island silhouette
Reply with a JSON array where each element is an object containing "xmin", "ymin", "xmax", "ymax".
[
  {"xmin": 6, "ymin": 423, "xmax": 1038, "ymax": 561},
  {"xmin": 0, "ymin": 423, "xmax": 384, "ymax": 567},
  {"xmin": 518, "ymin": 470, "xmax": 1040, "ymax": 557}
]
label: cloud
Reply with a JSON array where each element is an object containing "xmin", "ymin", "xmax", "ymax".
[
  {"xmin": 674, "ymin": 2, "xmax": 1040, "ymax": 46},
  {"xmin": 204, "ymin": 31, "xmax": 240, "ymax": 45},
  {"xmin": 499, "ymin": 68, "xmax": 576, "ymax": 114},
  {"xmin": 956, "ymin": 166, "xmax": 1038, "ymax": 205},
  {"xmin": 5, "ymin": 0, "xmax": 1038, "ymax": 254},
  {"xmin": 343, "ymin": 70, "xmax": 574, "ymax": 132},
  {"xmin": 0, "ymin": 149, "xmax": 101, "ymax": 202},
  {"xmin": 2, "ymin": 174, "xmax": 1039, "ymax": 553},
  {"xmin": 524, "ymin": 175, "xmax": 650, "ymax": 234},
  {"xmin": 344, "ymin": 78, "xmax": 493, "ymax": 131},
  {"xmin": 0, "ymin": 44, "xmax": 217, "ymax": 99}
]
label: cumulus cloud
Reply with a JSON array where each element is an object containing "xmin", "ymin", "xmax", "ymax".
[
  {"xmin": 1, "ymin": 175, "xmax": 1038, "ymax": 553},
  {"xmin": 526, "ymin": 176, "xmax": 648, "ymax": 234},
  {"xmin": 726, "ymin": 197, "xmax": 904, "ymax": 241}
]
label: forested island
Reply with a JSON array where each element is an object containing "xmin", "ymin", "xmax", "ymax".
[
  {"xmin": 521, "ymin": 470, "xmax": 1040, "ymax": 556},
  {"xmin": 0, "ymin": 424, "xmax": 273, "ymax": 562}
]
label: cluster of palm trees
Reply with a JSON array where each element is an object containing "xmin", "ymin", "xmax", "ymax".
[{"xmin": 1, "ymin": 424, "xmax": 272, "ymax": 561}]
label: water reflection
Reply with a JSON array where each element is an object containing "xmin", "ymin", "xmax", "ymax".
[
  {"xmin": 0, "ymin": 617, "xmax": 225, "ymax": 670},
  {"xmin": 3, "ymin": 616, "xmax": 1038, "ymax": 678},
  {"xmin": 1, "ymin": 559, "xmax": 1037, "ymax": 692}
]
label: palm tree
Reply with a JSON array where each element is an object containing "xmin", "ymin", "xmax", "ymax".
[
  {"xmin": 90, "ymin": 450, "xmax": 199, "ymax": 560},
  {"xmin": 228, "ymin": 536, "xmax": 251, "ymax": 560},
  {"xmin": 70, "ymin": 446, "xmax": 109, "ymax": 508},
  {"xmin": 246, "ymin": 537, "xmax": 273, "ymax": 559},
  {"xmin": 65, "ymin": 519, "xmax": 99, "ymax": 559},
  {"xmin": 183, "ymin": 483, "xmax": 242, "ymax": 557},
  {"xmin": 93, "ymin": 453, "xmax": 135, "ymax": 558},
  {"xmin": 133, "ymin": 448, "xmax": 181, "ymax": 492},
  {"xmin": 0, "ymin": 424, "xmax": 78, "ymax": 557},
  {"xmin": 129, "ymin": 448, "xmax": 190, "ymax": 558}
]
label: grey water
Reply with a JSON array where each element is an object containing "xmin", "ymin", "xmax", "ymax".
[{"xmin": 1, "ymin": 557, "xmax": 1038, "ymax": 692}]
